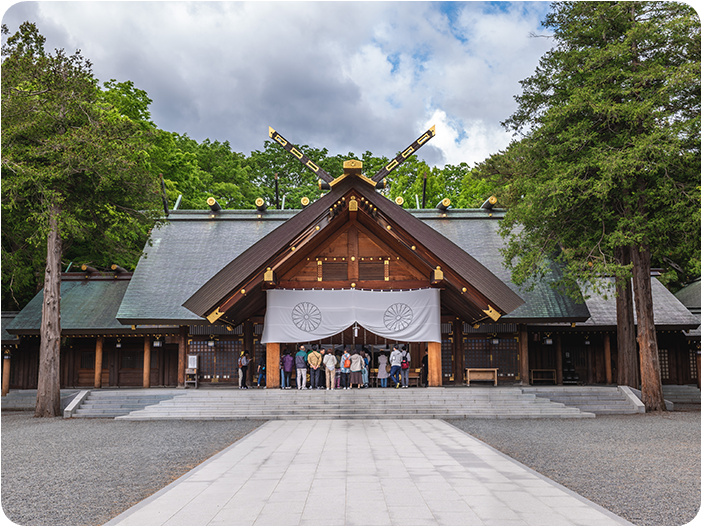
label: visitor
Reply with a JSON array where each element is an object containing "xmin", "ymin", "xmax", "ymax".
[
  {"xmin": 257, "ymin": 355, "xmax": 266, "ymax": 388},
  {"xmin": 377, "ymin": 351, "xmax": 389, "ymax": 388},
  {"xmin": 340, "ymin": 348, "xmax": 351, "ymax": 390},
  {"xmin": 389, "ymin": 345, "xmax": 402, "ymax": 388},
  {"xmin": 361, "ymin": 349, "xmax": 369, "ymax": 388},
  {"xmin": 349, "ymin": 350, "xmax": 364, "ymax": 388},
  {"xmin": 421, "ymin": 348, "xmax": 428, "ymax": 387},
  {"xmin": 295, "ymin": 345, "xmax": 308, "ymax": 390},
  {"xmin": 282, "ymin": 349, "xmax": 294, "ymax": 389},
  {"xmin": 323, "ymin": 347, "xmax": 337, "ymax": 390},
  {"xmin": 400, "ymin": 346, "xmax": 410, "ymax": 389},
  {"xmin": 308, "ymin": 346, "xmax": 322, "ymax": 389},
  {"xmin": 239, "ymin": 350, "xmax": 250, "ymax": 389}
]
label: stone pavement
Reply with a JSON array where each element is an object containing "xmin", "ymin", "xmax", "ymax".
[{"xmin": 106, "ymin": 420, "xmax": 631, "ymax": 526}]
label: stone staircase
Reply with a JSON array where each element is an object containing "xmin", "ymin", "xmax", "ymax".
[
  {"xmin": 113, "ymin": 387, "xmax": 595, "ymax": 420},
  {"xmin": 522, "ymin": 386, "xmax": 641, "ymax": 414},
  {"xmin": 1, "ymin": 389, "xmax": 80, "ymax": 412},
  {"xmin": 70, "ymin": 389, "xmax": 181, "ymax": 418},
  {"xmin": 662, "ymin": 384, "xmax": 701, "ymax": 404}
]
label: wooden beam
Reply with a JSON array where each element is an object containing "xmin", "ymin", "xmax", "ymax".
[
  {"xmin": 94, "ymin": 336, "xmax": 104, "ymax": 389},
  {"xmin": 428, "ymin": 341, "xmax": 442, "ymax": 387},
  {"xmin": 266, "ymin": 343, "xmax": 280, "ymax": 388},
  {"xmin": 178, "ymin": 325, "xmax": 188, "ymax": 387},
  {"xmin": 604, "ymin": 333, "xmax": 612, "ymax": 384},
  {"xmin": 348, "ymin": 225, "xmax": 359, "ymax": 281},
  {"xmin": 143, "ymin": 336, "xmax": 151, "ymax": 388}
]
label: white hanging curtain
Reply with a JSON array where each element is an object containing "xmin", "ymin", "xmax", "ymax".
[{"xmin": 261, "ymin": 288, "xmax": 441, "ymax": 344}]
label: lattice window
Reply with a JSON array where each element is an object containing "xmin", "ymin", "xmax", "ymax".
[
  {"xmin": 659, "ymin": 348, "xmax": 669, "ymax": 380},
  {"xmin": 690, "ymin": 350, "xmax": 698, "ymax": 380},
  {"xmin": 190, "ymin": 339, "xmax": 242, "ymax": 381},
  {"xmin": 464, "ymin": 337, "xmax": 490, "ymax": 368},
  {"xmin": 442, "ymin": 338, "xmax": 453, "ymax": 376},
  {"xmin": 493, "ymin": 338, "xmax": 518, "ymax": 377}
]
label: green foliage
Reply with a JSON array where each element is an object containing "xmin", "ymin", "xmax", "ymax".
[
  {"xmin": 1, "ymin": 22, "xmax": 162, "ymax": 310},
  {"xmin": 491, "ymin": 2, "xmax": 700, "ymax": 295}
]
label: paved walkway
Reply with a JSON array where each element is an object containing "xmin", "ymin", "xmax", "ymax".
[{"xmin": 106, "ymin": 420, "xmax": 631, "ymax": 526}]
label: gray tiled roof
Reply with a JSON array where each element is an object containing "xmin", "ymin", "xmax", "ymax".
[
  {"xmin": 538, "ymin": 277, "xmax": 699, "ymax": 330},
  {"xmin": 421, "ymin": 213, "xmax": 590, "ymax": 322},
  {"xmin": 674, "ymin": 278, "xmax": 701, "ymax": 337},
  {"xmin": 7, "ymin": 281, "xmax": 131, "ymax": 334},
  {"xmin": 2, "ymin": 312, "xmax": 20, "ymax": 343},
  {"xmin": 117, "ymin": 210, "xmax": 291, "ymax": 324}
]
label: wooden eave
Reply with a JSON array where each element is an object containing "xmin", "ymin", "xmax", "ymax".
[{"xmin": 183, "ymin": 176, "xmax": 524, "ymax": 326}]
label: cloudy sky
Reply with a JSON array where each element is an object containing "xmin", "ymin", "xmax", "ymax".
[{"xmin": 2, "ymin": 1, "xmax": 554, "ymax": 167}]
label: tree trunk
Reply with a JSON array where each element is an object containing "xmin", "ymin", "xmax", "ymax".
[
  {"xmin": 631, "ymin": 244, "xmax": 666, "ymax": 411},
  {"xmin": 35, "ymin": 203, "xmax": 62, "ymax": 417},
  {"xmin": 615, "ymin": 246, "xmax": 638, "ymax": 388}
]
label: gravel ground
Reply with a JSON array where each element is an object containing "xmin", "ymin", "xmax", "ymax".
[
  {"xmin": 447, "ymin": 410, "xmax": 701, "ymax": 526},
  {"xmin": 2, "ymin": 411, "xmax": 699, "ymax": 526},
  {"xmin": 1, "ymin": 413, "xmax": 265, "ymax": 526}
]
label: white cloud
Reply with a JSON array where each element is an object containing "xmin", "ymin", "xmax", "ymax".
[{"xmin": 2, "ymin": 1, "xmax": 553, "ymax": 167}]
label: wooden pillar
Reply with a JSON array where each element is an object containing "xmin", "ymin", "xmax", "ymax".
[
  {"xmin": 2, "ymin": 351, "xmax": 11, "ymax": 396},
  {"xmin": 428, "ymin": 341, "xmax": 442, "ymax": 387},
  {"xmin": 94, "ymin": 336, "xmax": 104, "ymax": 389},
  {"xmin": 177, "ymin": 325, "xmax": 188, "ymax": 387},
  {"xmin": 143, "ymin": 336, "xmax": 151, "ymax": 388},
  {"xmin": 587, "ymin": 343, "xmax": 594, "ymax": 384},
  {"xmin": 604, "ymin": 333, "xmax": 612, "ymax": 385},
  {"xmin": 555, "ymin": 334, "xmax": 563, "ymax": 385},
  {"xmin": 266, "ymin": 343, "xmax": 280, "ymax": 388},
  {"xmin": 518, "ymin": 325, "xmax": 529, "ymax": 384}
]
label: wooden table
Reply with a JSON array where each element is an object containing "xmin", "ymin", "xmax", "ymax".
[
  {"xmin": 530, "ymin": 369, "xmax": 557, "ymax": 385},
  {"xmin": 465, "ymin": 368, "xmax": 498, "ymax": 386}
]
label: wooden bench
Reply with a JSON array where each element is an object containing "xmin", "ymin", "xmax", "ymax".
[
  {"xmin": 408, "ymin": 369, "xmax": 420, "ymax": 387},
  {"xmin": 465, "ymin": 368, "xmax": 498, "ymax": 386},
  {"xmin": 530, "ymin": 369, "xmax": 557, "ymax": 385}
]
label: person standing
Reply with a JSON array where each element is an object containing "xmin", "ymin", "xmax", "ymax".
[
  {"xmin": 323, "ymin": 348, "xmax": 337, "ymax": 390},
  {"xmin": 282, "ymin": 350, "xmax": 294, "ymax": 389},
  {"xmin": 361, "ymin": 350, "xmax": 370, "ymax": 388},
  {"xmin": 308, "ymin": 346, "xmax": 322, "ymax": 389},
  {"xmin": 257, "ymin": 355, "xmax": 266, "ymax": 388},
  {"xmin": 377, "ymin": 352, "xmax": 389, "ymax": 388},
  {"xmin": 239, "ymin": 350, "xmax": 250, "ymax": 389},
  {"xmin": 421, "ymin": 348, "xmax": 429, "ymax": 387},
  {"xmin": 295, "ymin": 345, "xmax": 308, "ymax": 390},
  {"xmin": 389, "ymin": 345, "xmax": 402, "ymax": 389},
  {"xmin": 349, "ymin": 350, "xmax": 364, "ymax": 388},
  {"xmin": 400, "ymin": 346, "xmax": 410, "ymax": 389},
  {"xmin": 340, "ymin": 348, "xmax": 351, "ymax": 390}
]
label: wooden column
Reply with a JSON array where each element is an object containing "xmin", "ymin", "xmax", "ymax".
[
  {"xmin": 2, "ymin": 351, "xmax": 11, "ymax": 396},
  {"xmin": 604, "ymin": 333, "xmax": 612, "ymax": 384},
  {"xmin": 518, "ymin": 325, "xmax": 529, "ymax": 384},
  {"xmin": 266, "ymin": 343, "xmax": 280, "ymax": 388},
  {"xmin": 555, "ymin": 334, "xmax": 563, "ymax": 385},
  {"xmin": 348, "ymin": 226, "xmax": 359, "ymax": 282},
  {"xmin": 428, "ymin": 341, "xmax": 442, "ymax": 387},
  {"xmin": 94, "ymin": 336, "xmax": 104, "ymax": 389},
  {"xmin": 177, "ymin": 325, "xmax": 188, "ymax": 387},
  {"xmin": 143, "ymin": 336, "xmax": 151, "ymax": 388}
]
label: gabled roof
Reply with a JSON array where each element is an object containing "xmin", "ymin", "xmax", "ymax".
[
  {"xmin": 2, "ymin": 312, "xmax": 20, "ymax": 345},
  {"xmin": 182, "ymin": 176, "xmax": 526, "ymax": 324}
]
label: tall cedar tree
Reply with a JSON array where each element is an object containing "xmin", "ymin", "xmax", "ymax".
[
  {"xmin": 1, "ymin": 23, "xmax": 162, "ymax": 416},
  {"xmin": 497, "ymin": 2, "xmax": 700, "ymax": 410}
]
